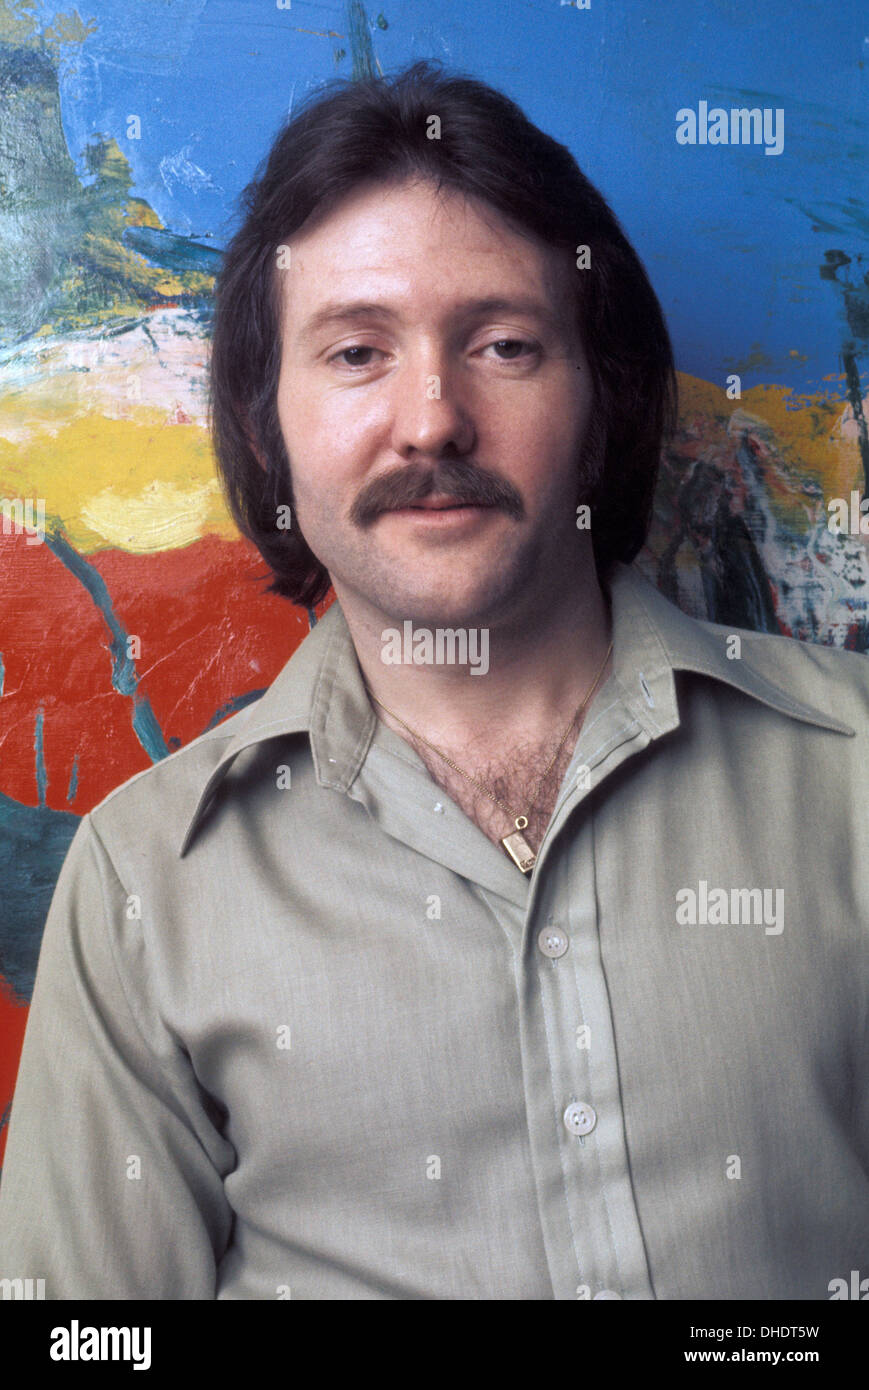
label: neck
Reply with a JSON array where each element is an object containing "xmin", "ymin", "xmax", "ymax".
[{"xmin": 335, "ymin": 547, "xmax": 614, "ymax": 758}]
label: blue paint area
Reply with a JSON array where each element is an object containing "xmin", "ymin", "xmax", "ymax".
[
  {"xmin": 131, "ymin": 701, "xmax": 172, "ymax": 765},
  {"xmin": 307, "ymin": 607, "xmax": 318, "ymax": 629},
  {"xmin": 34, "ymin": 706, "xmax": 46, "ymax": 806},
  {"xmin": 42, "ymin": 525, "xmax": 170, "ymax": 763},
  {"xmin": 0, "ymin": 652, "xmax": 4, "ymax": 698},
  {"xmin": 121, "ymin": 223, "xmax": 223, "ymax": 275},
  {"xmin": 0, "ymin": 790, "xmax": 79, "ymax": 1003},
  {"xmin": 66, "ymin": 754, "xmax": 79, "ymax": 804}
]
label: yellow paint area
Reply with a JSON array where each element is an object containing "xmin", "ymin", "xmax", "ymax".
[
  {"xmin": 80, "ymin": 476, "xmax": 227, "ymax": 552},
  {"xmin": 0, "ymin": 411, "xmax": 237, "ymax": 553},
  {"xmin": 677, "ymin": 373, "xmax": 861, "ymax": 498}
]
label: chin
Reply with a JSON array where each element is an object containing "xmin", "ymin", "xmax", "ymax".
[
  {"xmin": 380, "ymin": 579, "xmax": 513, "ymax": 630},
  {"xmin": 336, "ymin": 539, "xmax": 533, "ymax": 627}
]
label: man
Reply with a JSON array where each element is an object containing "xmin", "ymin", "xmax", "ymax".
[{"xmin": 0, "ymin": 61, "xmax": 867, "ymax": 1301}]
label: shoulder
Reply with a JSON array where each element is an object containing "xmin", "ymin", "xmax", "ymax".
[
  {"xmin": 621, "ymin": 561, "xmax": 869, "ymax": 732},
  {"xmin": 706, "ymin": 617, "xmax": 869, "ymax": 731},
  {"xmin": 87, "ymin": 696, "xmax": 268, "ymax": 862},
  {"xmin": 83, "ymin": 606, "xmax": 336, "ymax": 859}
]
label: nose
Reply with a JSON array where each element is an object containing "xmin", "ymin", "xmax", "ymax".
[{"xmin": 388, "ymin": 348, "xmax": 476, "ymax": 460}]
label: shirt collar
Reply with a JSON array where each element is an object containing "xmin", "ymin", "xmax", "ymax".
[{"xmin": 178, "ymin": 561, "xmax": 854, "ymax": 857}]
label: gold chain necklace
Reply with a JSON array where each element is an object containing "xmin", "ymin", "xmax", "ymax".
[{"xmin": 366, "ymin": 638, "xmax": 613, "ymax": 874}]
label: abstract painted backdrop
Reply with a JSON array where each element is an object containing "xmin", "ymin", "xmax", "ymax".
[{"xmin": 1, "ymin": 0, "xmax": 867, "ymax": 1162}]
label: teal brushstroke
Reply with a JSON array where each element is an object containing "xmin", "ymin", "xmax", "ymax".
[
  {"xmin": 0, "ymin": 790, "xmax": 79, "ymax": 1003},
  {"xmin": 66, "ymin": 753, "xmax": 79, "ymax": 804},
  {"xmin": 41, "ymin": 525, "xmax": 170, "ymax": 763},
  {"xmin": 0, "ymin": 651, "xmax": 4, "ymax": 697},
  {"xmin": 347, "ymin": 0, "xmax": 378, "ymax": 80},
  {"xmin": 34, "ymin": 706, "xmax": 47, "ymax": 806},
  {"xmin": 121, "ymin": 224, "xmax": 223, "ymax": 275}
]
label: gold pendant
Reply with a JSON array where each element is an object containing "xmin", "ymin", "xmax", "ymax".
[{"xmin": 501, "ymin": 816, "xmax": 536, "ymax": 874}]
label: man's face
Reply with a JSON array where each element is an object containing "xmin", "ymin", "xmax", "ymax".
[{"xmin": 276, "ymin": 177, "xmax": 600, "ymax": 629}]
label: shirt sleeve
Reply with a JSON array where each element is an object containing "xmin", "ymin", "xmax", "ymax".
[{"xmin": 0, "ymin": 812, "xmax": 235, "ymax": 1299}]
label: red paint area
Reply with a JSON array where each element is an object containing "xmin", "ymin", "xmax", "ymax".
[{"xmin": 0, "ymin": 528, "xmax": 332, "ymax": 811}]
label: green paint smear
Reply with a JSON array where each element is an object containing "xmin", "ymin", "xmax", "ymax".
[
  {"xmin": 346, "ymin": 0, "xmax": 377, "ymax": 81},
  {"xmin": 0, "ymin": 2, "xmax": 216, "ymax": 345}
]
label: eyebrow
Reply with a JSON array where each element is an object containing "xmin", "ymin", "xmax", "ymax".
[{"xmin": 296, "ymin": 295, "xmax": 564, "ymax": 344}]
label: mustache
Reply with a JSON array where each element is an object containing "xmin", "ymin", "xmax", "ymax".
[{"xmin": 349, "ymin": 458, "xmax": 525, "ymax": 527}]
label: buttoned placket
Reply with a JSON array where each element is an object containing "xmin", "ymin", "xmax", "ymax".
[{"xmin": 506, "ymin": 668, "xmax": 672, "ymax": 1301}]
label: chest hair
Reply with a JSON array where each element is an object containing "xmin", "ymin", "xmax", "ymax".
[{"xmin": 403, "ymin": 727, "xmax": 581, "ymax": 854}]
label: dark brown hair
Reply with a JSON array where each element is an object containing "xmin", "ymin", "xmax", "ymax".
[{"xmin": 209, "ymin": 59, "xmax": 678, "ymax": 608}]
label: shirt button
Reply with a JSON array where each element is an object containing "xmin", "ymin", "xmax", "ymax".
[
  {"xmin": 538, "ymin": 926, "xmax": 569, "ymax": 958},
  {"xmin": 593, "ymin": 1290, "xmax": 622, "ymax": 1300},
  {"xmin": 563, "ymin": 1101, "xmax": 597, "ymax": 1136}
]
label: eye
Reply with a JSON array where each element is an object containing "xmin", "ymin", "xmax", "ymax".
[
  {"xmin": 483, "ymin": 338, "xmax": 538, "ymax": 360},
  {"xmin": 330, "ymin": 345, "xmax": 384, "ymax": 368}
]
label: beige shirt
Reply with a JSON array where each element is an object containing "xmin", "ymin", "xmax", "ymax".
[{"xmin": 1, "ymin": 560, "xmax": 867, "ymax": 1300}]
